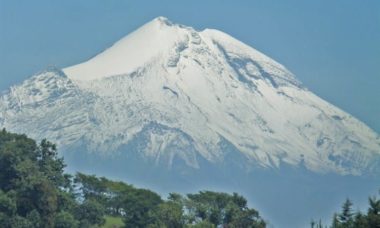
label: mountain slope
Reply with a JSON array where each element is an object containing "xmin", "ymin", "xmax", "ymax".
[{"xmin": 1, "ymin": 17, "xmax": 379, "ymax": 176}]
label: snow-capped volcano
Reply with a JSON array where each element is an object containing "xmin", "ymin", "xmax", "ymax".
[{"xmin": 1, "ymin": 17, "xmax": 379, "ymax": 176}]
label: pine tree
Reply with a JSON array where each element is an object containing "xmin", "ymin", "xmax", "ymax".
[
  {"xmin": 331, "ymin": 213, "xmax": 340, "ymax": 228},
  {"xmin": 367, "ymin": 195, "xmax": 380, "ymax": 228},
  {"xmin": 353, "ymin": 212, "xmax": 368, "ymax": 228},
  {"xmin": 338, "ymin": 199, "xmax": 354, "ymax": 227}
]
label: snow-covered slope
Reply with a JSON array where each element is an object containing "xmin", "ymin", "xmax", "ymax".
[{"xmin": 1, "ymin": 17, "xmax": 379, "ymax": 175}]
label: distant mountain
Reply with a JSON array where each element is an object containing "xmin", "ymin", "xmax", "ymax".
[
  {"xmin": 1, "ymin": 17, "xmax": 379, "ymax": 227},
  {"xmin": 1, "ymin": 17, "xmax": 379, "ymax": 175}
]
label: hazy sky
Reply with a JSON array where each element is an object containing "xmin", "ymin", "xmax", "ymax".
[{"xmin": 1, "ymin": 0, "xmax": 379, "ymax": 132}]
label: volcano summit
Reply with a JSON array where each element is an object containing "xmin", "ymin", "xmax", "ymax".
[{"xmin": 1, "ymin": 17, "xmax": 379, "ymax": 227}]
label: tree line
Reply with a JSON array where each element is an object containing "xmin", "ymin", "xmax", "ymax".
[
  {"xmin": 0, "ymin": 129, "xmax": 266, "ymax": 228},
  {"xmin": 311, "ymin": 193, "xmax": 380, "ymax": 228},
  {"xmin": 1, "ymin": 129, "xmax": 379, "ymax": 228}
]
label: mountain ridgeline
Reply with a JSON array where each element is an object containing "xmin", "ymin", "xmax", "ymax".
[
  {"xmin": 0, "ymin": 17, "xmax": 379, "ymax": 227},
  {"xmin": 1, "ymin": 17, "xmax": 379, "ymax": 175}
]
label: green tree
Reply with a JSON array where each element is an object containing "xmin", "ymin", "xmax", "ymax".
[
  {"xmin": 75, "ymin": 199, "xmax": 105, "ymax": 227},
  {"xmin": 74, "ymin": 172, "xmax": 135, "ymax": 216},
  {"xmin": 186, "ymin": 191, "xmax": 265, "ymax": 227},
  {"xmin": 328, "ymin": 192, "xmax": 380, "ymax": 228},
  {"xmin": 0, "ymin": 130, "xmax": 106, "ymax": 227},
  {"xmin": 38, "ymin": 139, "xmax": 70, "ymax": 188},
  {"xmin": 338, "ymin": 199, "xmax": 354, "ymax": 228},
  {"xmin": 310, "ymin": 219, "xmax": 324, "ymax": 228},
  {"xmin": 26, "ymin": 210, "xmax": 41, "ymax": 228},
  {"xmin": 54, "ymin": 211, "xmax": 79, "ymax": 228},
  {"xmin": 331, "ymin": 213, "xmax": 340, "ymax": 228},
  {"xmin": 150, "ymin": 201, "xmax": 184, "ymax": 228},
  {"xmin": 0, "ymin": 130, "xmax": 37, "ymax": 191},
  {"xmin": 186, "ymin": 220, "xmax": 215, "ymax": 228},
  {"xmin": 9, "ymin": 216, "xmax": 32, "ymax": 228},
  {"xmin": 1, "ymin": 130, "xmax": 267, "ymax": 228},
  {"xmin": 74, "ymin": 173, "xmax": 108, "ymax": 203},
  {"xmin": 367, "ymin": 195, "xmax": 380, "ymax": 228},
  {"xmin": 353, "ymin": 212, "xmax": 368, "ymax": 228},
  {"xmin": 0, "ymin": 190, "xmax": 16, "ymax": 216},
  {"xmin": 0, "ymin": 130, "xmax": 61, "ymax": 227},
  {"xmin": 122, "ymin": 189, "xmax": 163, "ymax": 228},
  {"xmin": 0, "ymin": 190, "xmax": 17, "ymax": 228}
]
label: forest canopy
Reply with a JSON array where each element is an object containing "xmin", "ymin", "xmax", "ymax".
[
  {"xmin": 0, "ymin": 129, "xmax": 266, "ymax": 228},
  {"xmin": 1, "ymin": 129, "xmax": 379, "ymax": 228}
]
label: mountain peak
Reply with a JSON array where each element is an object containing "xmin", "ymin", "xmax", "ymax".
[
  {"xmin": 63, "ymin": 16, "xmax": 191, "ymax": 81},
  {"xmin": 153, "ymin": 16, "xmax": 174, "ymax": 26},
  {"xmin": 63, "ymin": 16, "xmax": 295, "ymax": 84},
  {"xmin": 2, "ymin": 16, "xmax": 380, "ymax": 177}
]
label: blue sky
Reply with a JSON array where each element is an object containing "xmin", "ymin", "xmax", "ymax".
[{"xmin": 0, "ymin": 0, "xmax": 379, "ymax": 132}]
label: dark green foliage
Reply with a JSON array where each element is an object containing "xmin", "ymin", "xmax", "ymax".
[
  {"xmin": 74, "ymin": 172, "xmax": 135, "ymax": 216},
  {"xmin": 186, "ymin": 220, "xmax": 215, "ymax": 228},
  {"xmin": 75, "ymin": 199, "xmax": 105, "ymax": 226},
  {"xmin": 54, "ymin": 211, "xmax": 78, "ymax": 228},
  {"xmin": 353, "ymin": 212, "xmax": 368, "ymax": 228},
  {"xmin": 310, "ymin": 219, "xmax": 324, "ymax": 228},
  {"xmin": 8, "ymin": 216, "xmax": 32, "ymax": 228},
  {"xmin": 367, "ymin": 195, "xmax": 380, "ymax": 228},
  {"xmin": 74, "ymin": 173, "xmax": 267, "ymax": 228},
  {"xmin": 185, "ymin": 191, "xmax": 265, "ymax": 227},
  {"xmin": 0, "ymin": 190, "xmax": 16, "ymax": 216},
  {"xmin": 149, "ymin": 201, "xmax": 184, "ymax": 227},
  {"xmin": 26, "ymin": 210, "xmax": 41, "ymax": 228},
  {"xmin": 338, "ymin": 199, "xmax": 354, "ymax": 227},
  {"xmin": 0, "ymin": 130, "xmax": 266, "ymax": 228},
  {"xmin": 0, "ymin": 130, "xmax": 37, "ymax": 191},
  {"xmin": 38, "ymin": 139, "xmax": 70, "ymax": 189},
  {"xmin": 0, "ymin": 129, "xmax": 103, "ymax": 228},
  {"xmin": 316, "ymin": 190, "xmax": 380, "ymax": 228},
  {"xmin": 122, "ymin": 188, "xmax": 163, "ymax": 227},
  {"xmin": 331, "ymin": 213, "xmax": 340, "ymax": 228}
]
